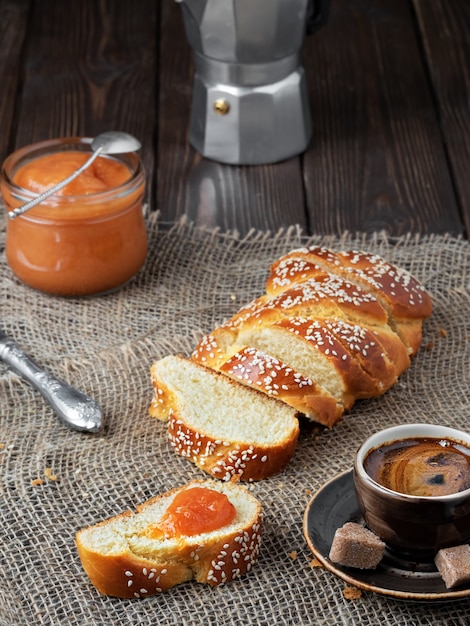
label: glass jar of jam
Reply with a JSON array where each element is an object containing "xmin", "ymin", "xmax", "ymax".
[{"xmin": 0, "ymin": 137, "xmax": 147, "ymax": 296}]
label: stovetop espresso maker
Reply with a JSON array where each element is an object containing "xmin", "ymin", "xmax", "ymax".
[{"xmin": 176, "ymin": 0, "xmax": 330, "ymax": 165}]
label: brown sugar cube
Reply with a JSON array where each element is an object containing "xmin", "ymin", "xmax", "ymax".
[
  {"xmin": 329, "ymin": 522, "xmax": 385, "ymax": 570},
  {"xmin": 435, "ymin": 544, "xmax": 470, "ymax": 589}
]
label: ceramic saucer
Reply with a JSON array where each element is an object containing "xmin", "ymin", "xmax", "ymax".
[{"xmin": 303, "ymin": 470, "xmax": 470, "ymax": 602}]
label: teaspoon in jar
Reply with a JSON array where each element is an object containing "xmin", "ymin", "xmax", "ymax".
[
  {"xmin": 0, "ymin": 329, "xmax": 103, "ymax": 433},
  {"xmin": 8, "ymin": 131, "xmax": 141, "ymax": 219}
]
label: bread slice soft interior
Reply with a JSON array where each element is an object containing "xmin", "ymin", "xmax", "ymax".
[
  {"xmin": 76, "ymin": 479, "xmax": 262, "ymax": 598},
  {"xmin": 149, "ymin": 355, "xmax": 300, "ymax": 481}
]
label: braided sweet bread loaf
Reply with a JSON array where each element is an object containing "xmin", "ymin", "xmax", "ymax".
[{"xmin": 150, "ymin": 247, "xmax": 432, "ymax": 480}]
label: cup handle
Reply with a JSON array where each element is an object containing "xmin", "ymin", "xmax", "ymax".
[{"xmin": 306, "ymin": 0, "xmax": 331, "ymax": 35}]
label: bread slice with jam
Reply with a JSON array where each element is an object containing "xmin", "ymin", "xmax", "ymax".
[{"xmin": 76, "ymin": 479, "xmax": 262, "ymax": 598}]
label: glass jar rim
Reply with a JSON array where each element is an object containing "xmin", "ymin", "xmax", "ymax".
[{"xmin": 0, "ymin": 136, "xmax": 145, "ymax": 215}]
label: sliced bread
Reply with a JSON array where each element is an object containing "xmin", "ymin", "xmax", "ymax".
[
  {"xmin": 149, "ymin": 355, "xmax": 300, "ymax": 481},
  {"xmin": 76, "ymin": 479, "xmax": 262, "ymax": 597}
]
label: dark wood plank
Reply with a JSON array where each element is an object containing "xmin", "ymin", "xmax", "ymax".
[
  {"xmin": 301, "ymin": 0, "xmax": 464, "ymax": 236},
  {"xmin": 413, "ymin": 0, "xmax": 470, "ymax": 236},
  {"xmin": 3, "ymin": 0, "xmax": 465, "ymax": 239},
  {"xmin": 157, "ymin": 1, "xmax": 308, "ymax": 234},
  {"xmin": 11, "ymin": 0, "xmax": 157, "ymax": 202},
  {"xmin": 0, "ymin": 0, "xmax": 31, "ymax": 164}
]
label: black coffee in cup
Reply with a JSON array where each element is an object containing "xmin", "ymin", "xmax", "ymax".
[{"xmin": 363, "ymin": 437, "xmax": 470, "ymax": 497}]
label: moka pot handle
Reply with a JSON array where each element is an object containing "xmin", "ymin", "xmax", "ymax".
[{"xmin": 306, "ymin": 0, "xmax": 331, "ymax": 35}]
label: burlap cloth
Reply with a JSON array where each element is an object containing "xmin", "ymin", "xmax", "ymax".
[{"xmin": 1, "ymin": 210, "xmax": 470, "ymax": 625}]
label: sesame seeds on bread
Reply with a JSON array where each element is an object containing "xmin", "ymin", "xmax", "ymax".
[
  {"xmin": 218, "ymin": 346, "xmax": 344, "ymax": 428},
  {"xmin": 237, "ymin": 317, "xmax": 391, "ymax": 406},
  {"xmin": 237, "ymin": 274, "xmax": 390, "ymax": 329},
  {"xmin": 267, "ymin": 247, "xmax": 432, "ymax": 355},
  {"xmin": 150, "ymin": 355, "xmax": 300, "ymax": 481},
  {"xmin": 150, "ymin": 247, "xmax": 431, "ymax": 479},
  {"xmin": 192, "ymin": 332, "xmax": 343, "ymax": 428},
  {"xmin": 76, "ymin": 479, "xmax": 262, "ymax": 598}
]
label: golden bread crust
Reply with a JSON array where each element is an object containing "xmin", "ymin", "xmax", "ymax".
[
  {"xmin": 168, "ymin": 410, "xmax": 299, "ymax": 481},
  {"xmin": 218, "ymin": 346, "xmax": 343, "ymax": 428},
  {"xmin": 150, "ymin": 357, "xmax": 300, "ymax": 481},
  {"xmin": 150, "ymin": 247, "xmax": 431, "ymax": 478},
  {"xmin": 268, "ymin": 247, "xmax": 432, "ymax": 355},
  {"xmin": 76, "ymin": 480, "xmax": 262, "ymax": 598}
]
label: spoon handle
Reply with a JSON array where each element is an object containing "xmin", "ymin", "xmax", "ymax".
[
  {"xmin": 0, "ymin": 331, "xmax": 103, "ymax": 433},
  {"xmin": 8, "ymin": 146, "xmax": 104, "ymax": 219}
]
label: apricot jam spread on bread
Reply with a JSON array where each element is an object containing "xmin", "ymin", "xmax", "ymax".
[{"xmin": 144, "ymin": 487, "xmax": 236, "ymax": 539}]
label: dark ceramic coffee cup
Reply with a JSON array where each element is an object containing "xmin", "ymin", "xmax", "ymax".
[{"xmin": 353, "ymin": 424, "xmax": 470, "ymax": 560}]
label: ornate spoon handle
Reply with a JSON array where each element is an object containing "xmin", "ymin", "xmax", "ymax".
[{"xmin": 0, "ymin": 330, "xmax": 103, "ymax": 433}]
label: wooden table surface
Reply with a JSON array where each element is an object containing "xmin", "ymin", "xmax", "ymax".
[{"xmin": 0, "ymin": 0, "xmax": 469, "ymax": 238}]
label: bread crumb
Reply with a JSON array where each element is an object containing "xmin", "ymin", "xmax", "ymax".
[
  {"xmin": 230, "ymin": 294, "xmax": 236, "ymax": 301},
  {"xmin": 44, "ymin": 467, "xmax": 58, "ymax": 481},
  {"xmin": 0, "ymin": 443, "xmax": 5, "ymax": 450},
  {"xmin": 288, "ymin": 551, "xmax": 298, "ymax": 561},
  {"xmin": 343, "ymin": 586, "xmax": 362, "ymax": 600},
  {"xmin": 31, "ymin": 478, "xmax": 44, "ymax": 486},
  {"xmin": 440, "ymin": 328, "xmax": 447, "ymax": 337},
  {"xmin": 426, "ymin": 341, "xmax": 434, "ymax": 350},
  {"xmin": 310, "ymin": 557, "xmax": 323, "ymax": 568},
  {"xmin": 305, "ymin": 488, "xmax": 312, "ymax": 495}
]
